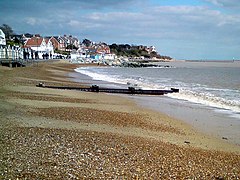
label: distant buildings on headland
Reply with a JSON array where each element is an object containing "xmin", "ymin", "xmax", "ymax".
[{"xmin": 0, "ymin": 30, "xmax": 173, "ymax": 63}]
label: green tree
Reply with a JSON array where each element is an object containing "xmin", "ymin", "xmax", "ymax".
[
  {"xmin": 66, "ymin": 44, "xmax": 77, "ymax": 50},
  {"xmin": 0, "ymin": 24, "xmax": 14, "ymax": 40},
  {"xmin": 82, "ymin": 39, "xmax": 92, "ymax": 47}
]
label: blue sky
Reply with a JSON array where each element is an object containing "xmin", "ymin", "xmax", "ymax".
[{"xmin": 0, "ymin": 0, "xmax": 240, "ymax": 60}]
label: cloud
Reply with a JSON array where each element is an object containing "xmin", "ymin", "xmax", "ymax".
[
  {"xmin": 40, "ymin": 2, "xmax": 240, "ymax": 59},
  {"xmin": 75, "ymin": 0, "xmax": 147, "ymax": 9},
  {"xmin": 70, "ymin": 4, "xmax": 240, "ymax": 59},
  {"xmin": 23, "ymin": 0, "xmax": 148, "ymax": 10},
  {"xmin": 1, "ymin": 0, "xmax": 239, "ymax": 59},
  {"xmin": 205, "ymin": 0, "xmax": 240, "ymax": 9},
  {"xmin": 25, "ymin": 18, "xmax": 37, "ymax": 26}
]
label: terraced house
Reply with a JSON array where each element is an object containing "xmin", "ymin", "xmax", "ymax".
[{"xmin": 48, "ymin": 35, "xmax": 80, "ymax": 52}]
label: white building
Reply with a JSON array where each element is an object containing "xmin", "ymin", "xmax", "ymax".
[
  {"xmin": 24, "ymin": 36, "xmax": 54, "ymax": 59},
  {"xmin": 0, "ymin": 29, "xmax": 6, "ymax": 45},
  {"xmin": 104, "ymin": 53, "xmax": 116, "ymax": 60}
]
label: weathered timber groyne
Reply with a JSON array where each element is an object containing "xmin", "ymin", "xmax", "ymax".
[{"xmin": 36, "ymin": 83, "xmax": 179, "ymax": 95}]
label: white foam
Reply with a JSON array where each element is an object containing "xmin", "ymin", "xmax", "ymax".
[
  {"xmin": 75, "ymin": 67, "xmax": 240, "ymax": 119},
  {"xmin": 75, "ymin": 67, "xmax": 126, "ymax": 85},
  {"xmin": 167, "ymin": 90, "xmax": 240, "ymax": 115},
  {"xmin": 75, "ymin": 67, "xmax": 169, "ymax": 90}
]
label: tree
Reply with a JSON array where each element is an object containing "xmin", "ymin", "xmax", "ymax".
[
  {"xmin": 66, "ymin": 44, "xmax": 77, "ymax": 50},
  {"xmin": 14, "ymin": 37, "xmax": 20, "ymax": 44},
  {"xmin": 82, "ymin": 39, "xmax": 92, "ymax": 47},
  {"xmin": 0, "ymin": 24, "xmax": 14, "ymax": 40},
  {"xmin": 109, "ymin": 43, "xmax": 118, "ymax": 49}
]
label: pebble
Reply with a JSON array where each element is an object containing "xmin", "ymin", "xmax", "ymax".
[{"xmin": 0, "ymin": 62, "xmax": 239, "ymax": 179}]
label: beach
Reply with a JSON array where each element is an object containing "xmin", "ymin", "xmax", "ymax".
[
  {"xmin": 0, "ymin": 60, "xmax": 239, "ymax": 179},
  {"xmin": 74, "ymin": 61, "xmax": 240, "ymax": 145}
]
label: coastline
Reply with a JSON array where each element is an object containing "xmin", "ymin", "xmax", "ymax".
[
  {"xmin": 0, "ymin": 60, "xmax": 240, "ymax": 178},
  {"xmin": 72, "ymin": 61, "xmax": 240, "ymax": 145}
]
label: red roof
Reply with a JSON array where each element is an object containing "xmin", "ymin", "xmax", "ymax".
[
  {"xmin": 45, "ymin": 38, "xmax": 50, "ymax": 44},
  {"xmin": 25, "ymin": 37, "xmax": 43, "ymax": 47}
]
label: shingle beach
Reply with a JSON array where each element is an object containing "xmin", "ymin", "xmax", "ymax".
[{"xmin": 0, "ymin": 61, "xmax": 239, "ymax": 179}]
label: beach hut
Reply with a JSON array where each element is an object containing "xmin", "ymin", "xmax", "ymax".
[{"xmin": 0, "ymin": 29, "xmax": 6, "ymax": 46}]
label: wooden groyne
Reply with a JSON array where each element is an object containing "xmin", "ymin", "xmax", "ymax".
[
  {"xmin": 0, "ymin": 58, "xmax": 27, "ymax": 67},
  {"xmin": 36, "ymin": 83, "xmax": 179, "ymax": 95}
]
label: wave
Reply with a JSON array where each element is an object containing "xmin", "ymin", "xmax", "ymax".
[
  {"xmin": 75, "ymin": 67, "xmax": 240, "ymax": 117},
  {"xmin": 75, "ymin": 67, "xmax": 125, "ymax": 85},
  {"xmin": 75, "ymin": 67, "xmax": 169, "ymax": 89},
  {"xmin": 167, "ymin": 89, "xmax": 240, "ymax": 113}
]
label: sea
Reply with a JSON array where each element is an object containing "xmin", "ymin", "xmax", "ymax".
[{"xmin": 72, "ymin": 61, "xmax": 240, "ymax": 145}]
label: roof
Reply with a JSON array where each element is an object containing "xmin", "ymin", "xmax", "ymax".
[
  {"xmin": 25, "ymin": 37, "xmax": 43, "ymax": 47},
  {"xmin": 45, "ymin": 38, "xmax": 50, "ymax": 44}
]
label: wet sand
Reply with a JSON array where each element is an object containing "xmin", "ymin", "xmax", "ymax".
[
  {"xmin": 130, "ymin": 95, "xmax": 240, "ymax": 145},
  {"xmin": 0, "ymin": 60, "xmax": 239, "ymax": 179}
]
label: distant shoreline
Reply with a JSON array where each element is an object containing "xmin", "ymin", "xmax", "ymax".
[{"xmin": 185, "ymin": 59, "xmax": 237, "ymax": 62}]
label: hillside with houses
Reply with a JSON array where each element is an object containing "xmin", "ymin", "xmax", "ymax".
[{"xmin": 0, "ymin": 24, "xmax": 172, "ymax": 65}]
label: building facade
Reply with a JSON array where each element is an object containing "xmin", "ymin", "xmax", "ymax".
[{"xmin": 24, "ymin": 35, "xmax": 54, "ymax": 59}]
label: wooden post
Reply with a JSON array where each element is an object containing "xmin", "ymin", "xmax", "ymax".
[
  {"xmin": 5, "ymin": 47, "xmax": 12, "ymax": 67},
  {"xmin": 0, "ymin": 46, "xmax": 3, "ymax": 59}
]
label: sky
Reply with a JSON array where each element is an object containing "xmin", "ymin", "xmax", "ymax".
[{"xmin": 0, "ymin": 0, "xmax": 240, "ymax": 60}]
